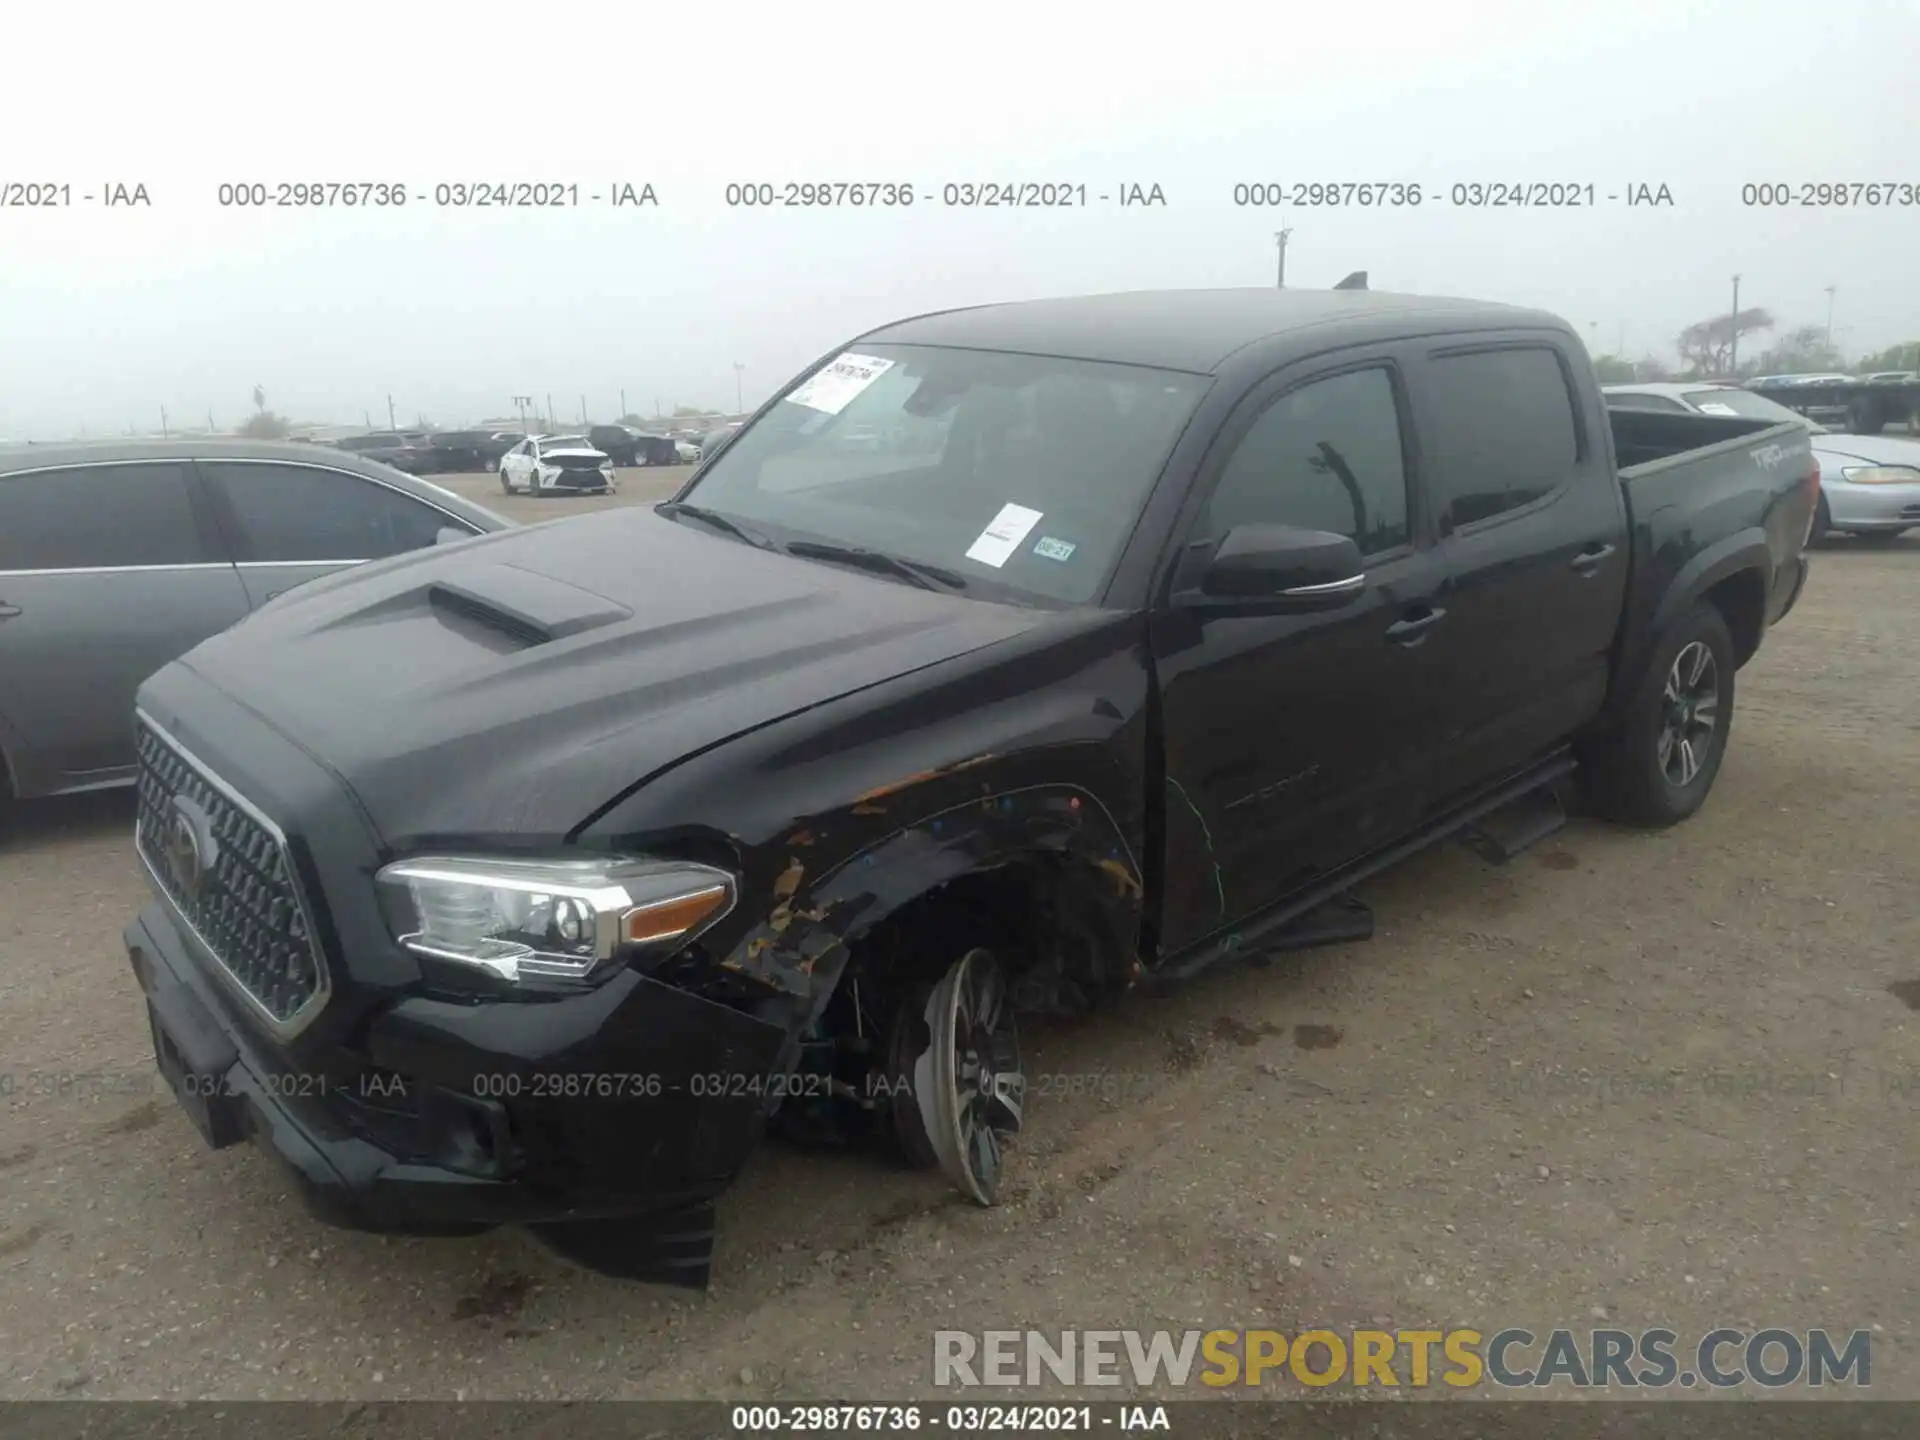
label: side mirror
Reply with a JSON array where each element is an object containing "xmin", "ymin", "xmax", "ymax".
[
  {"xmin": 435, "ymin": 526, "xmax": 470, "ymax": 546},
  {"xmin": 1189, "ymin": 524, "xmax": 1366, "ymax": 607}
]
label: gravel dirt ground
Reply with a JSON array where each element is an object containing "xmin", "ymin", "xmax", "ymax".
[{"xmin": 1, "ymin": 476, "xmax": 1914, "ymax": 1403}]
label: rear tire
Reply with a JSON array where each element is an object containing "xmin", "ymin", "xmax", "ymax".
[
  {"xmin": 1808, "ymin": 493, "xmax": 1831, "ymax": 547},
  {"xmin": 1579, "ymin": 602, "xmax": 1735, "ymax": 828},
  {"xmin": 499, "ymin": 467, "xmax": 512, "ymax": 495}
]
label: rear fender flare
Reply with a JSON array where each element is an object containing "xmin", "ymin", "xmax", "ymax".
[{"xmin": 1604, "ymin": 528, "xmax": 1771, "ymax": 730}]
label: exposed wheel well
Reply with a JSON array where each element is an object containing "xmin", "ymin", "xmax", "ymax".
[
  {"xmin": 1700, "ymin": 568, "xmax": 1766, "ymax": 668},
  {"xmin": 831, "ymin": 853, "xmax": 1136, "ymax": 1033}
]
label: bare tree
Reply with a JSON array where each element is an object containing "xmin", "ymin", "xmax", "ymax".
[
  {"xmin": 1676, "ymin": 307, "xmax": 1774, "ymax": 377},
  {"xmin": 252, "ymin": 384, "xmax": 267, "ymax": 413}
]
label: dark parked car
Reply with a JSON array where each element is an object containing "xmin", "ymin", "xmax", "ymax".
[
  {"xmin": 427, "ymin": 430, "xmax": 497, "ymax": 472},
  {"xmin": 336, "ymin": 432, "xmax": 439, "ymax": 474},
  {"xmin": 124, "ymin": 288, "xmax": 1814, "ymax": 1287},
  {"xmin": 0, "ymin": 440, "xmax": 509, "ymax": 805},
  {"xmin": 589, "ymin": 424, "xmax": 680, "ymax": 467}
]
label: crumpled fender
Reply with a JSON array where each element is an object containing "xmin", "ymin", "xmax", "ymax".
[{"xmin": 711, "ymin": 775, "xmax": 1145, "ymax": 1037}]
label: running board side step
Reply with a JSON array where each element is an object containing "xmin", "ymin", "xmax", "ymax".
[
  {"xmin": 1243, "ymin": 894, "xmax": 1374, "ymax": 965},
  {"xmin": 1152, "ymin": 751, "xmax": 1577, "ymax": 983},
  {"xmin": 1456, "ymin": 780, "xmax": 1569, "ymax": 865}
]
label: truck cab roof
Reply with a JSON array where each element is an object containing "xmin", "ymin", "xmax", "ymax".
[{"xmin": 861, "ymin": 287, "xmax": 1564, "ymax": 376}]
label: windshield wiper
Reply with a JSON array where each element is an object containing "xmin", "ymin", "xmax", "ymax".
[
  {"xmin": 655, "ymin": 501, "xmax": 775, "ymax": 549},
  {"xmin": 780, "ymin": 539, "xmax": 969, "ymax": 592}
]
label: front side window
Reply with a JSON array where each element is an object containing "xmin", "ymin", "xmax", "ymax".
[
  {"xmin": 201, "ymin": 463, "xmax": 456, "ymax": 563},
  {"xmin": 681, "ymin": 344, "xmax": 1210, "ymax": 604},
  {"xmin": 0, "ymin": 463, "xmax": 206, "ymax": 570},
  {"xmin": 1198, "ymin": 367, "xmax": 1411, "ymax": 556}
]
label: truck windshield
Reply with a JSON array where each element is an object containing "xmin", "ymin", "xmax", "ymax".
[{"xmin": 679, "ymin": 344, "xmax": 1208, "ymax": 604}]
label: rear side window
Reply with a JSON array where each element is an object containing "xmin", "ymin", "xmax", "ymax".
[
  {"xmin": 200, "ymin": 462, "xmax": 457, "ymax": 562},
  {"xmin": 1199, "ymin": 367, "xmax": 1412, "ymax": 556},
  {"xmin": 1607, "ymin": 393, "xmax": 1689, "ymax": 414},
  {"xmin": 1423, "ymin": 347, "xmax": 1580, "ymax": 529},
  {"xmin": 0, "ymin": 463, "xmax": 207, "ymax": 570}
]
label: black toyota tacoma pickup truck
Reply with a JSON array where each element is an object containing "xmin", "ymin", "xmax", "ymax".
[{"xmin": 124, "ymin": 287, "xmax": 1816, "ymax": 1286}]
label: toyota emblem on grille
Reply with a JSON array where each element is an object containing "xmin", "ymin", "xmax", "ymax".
[{"xmin": 163, "ymin": 796, "xmax": 217, "ymax": 899}]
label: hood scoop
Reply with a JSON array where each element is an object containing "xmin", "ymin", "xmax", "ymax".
[{"xmin": 426, "ymin": 563, "xmax": 634, "ymax": 648}]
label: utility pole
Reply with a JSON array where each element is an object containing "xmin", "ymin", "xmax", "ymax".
[
  {"xmin": 1824, "ymin": 285, "xmax": 1837, "ymax": 348},
  {"xmin": 207, "ymin": 410, "xmax": 216, "ymax": 434},
  {"xmin": 364, "ymin": 409, "xmax": 372, "ymax": 429},
  {"xmin": 1274, "ymin": 228, "xmax": 1292, "ymax": 289},
  {"xmin": 387, "ymin": 395, "xmax": 396, "ymax": 429},
  {"xmin": 1728, "ymin": 275, "xmax": 1742, "ymax": 376},
  {"xmin": 512, "ymin": 395, "xmax": 531, "ymax": 435},
  {"xmin": 160, "ymin": 406, "xmax": 169, "ymax": 439},
  {"xmin": 545, "ymin": 393, "xmax": 554, "ymax": 429},
  {"xmin": 580, "ymin": 394, "xmax": 588, "ymax": 425},
  {"xmin": 733, "ymin": 363, "xmax": 745, "ymax": 415},
  {"xmin": 620, "ymin": 388, "xmax": 628, "ymax": 421}
]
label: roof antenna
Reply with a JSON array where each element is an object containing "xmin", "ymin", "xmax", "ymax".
[{"xmin": 1333, "ymin": 271, "xmax": 1368, "ymax": 291}]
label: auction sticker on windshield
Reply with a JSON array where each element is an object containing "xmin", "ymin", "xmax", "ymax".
[
  {"xmin": 785, "ymin": 352, "xmax": 896, "ymax": 415},
  {"xmin": 965, "ymin": 503, "xmax": 1045, "ymax": 567}
]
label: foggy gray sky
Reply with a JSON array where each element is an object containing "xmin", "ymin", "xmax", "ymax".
[{"xmin": 4, "ymin": 0, "xmax": 1918, "ymax": 437}]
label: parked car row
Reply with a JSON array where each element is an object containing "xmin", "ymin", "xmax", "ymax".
[
  {"xmin": 318, "ymin": 423, "xmax": 725, "ymax": 476},
  {"xmin": 1604, "ymin": 382, "xmax": 1920, "ymax": 542}
]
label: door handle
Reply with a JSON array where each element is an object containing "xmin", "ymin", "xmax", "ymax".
[
  {"xmin": 1385, "ymin": 606, "xmax": 1446, "ymax": 646},
  {"xmin": 0, "ymin": 602, "xmax": 20, "ymax": 620},
  {"xmin": 1571, "ymin": 542, "xmax": 1617, "ymax": 572}
]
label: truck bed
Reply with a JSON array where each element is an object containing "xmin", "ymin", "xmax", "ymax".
[{"xmin": 1607, "ymin": 408, "xmax": 1815, "ymax": 700}]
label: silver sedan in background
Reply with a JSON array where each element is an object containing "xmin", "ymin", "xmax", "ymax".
[
  {"xmin": 0, "ymin": 440, "xmax": 511, "ymax": 806},
  {"xmin": 1603, "ymin": 382, "xmax": 1920, "ymax": 544}
]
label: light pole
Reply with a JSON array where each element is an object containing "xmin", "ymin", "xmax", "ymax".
[
  {"xmin": 512, "ymin": 395, "xmax": 531, "ymax": 435},
  {"xmin": 1274, "ymin": 229, "xmax": 1292, "ymax": 289},
  {"xmin": 733, "ymin": 363, "xmax": 745, "ymax": 415},
  {"xmin": 1728, "ymin": 275, "xmax": 1742, "ymax": 376},
  {"xmin": 1824, "ymin": 285, "xmax": 1836, "ymax": 348}
]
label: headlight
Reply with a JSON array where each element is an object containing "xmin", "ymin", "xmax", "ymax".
[
  {"xmin": 1839, "ymin": 465, "xmax": 1920, "ymax": 485},
  {"xmin": 375, "ymin": 855, "xmax": 736, "ymax": 983}
]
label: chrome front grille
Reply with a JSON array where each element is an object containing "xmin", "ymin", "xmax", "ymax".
[{"xmin": 134, "ymin": 716, "xmax": 329, "ymax": 1032}]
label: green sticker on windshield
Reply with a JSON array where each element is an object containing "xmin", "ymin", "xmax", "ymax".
[{"xmin": 1033, "ymin": 536, "xmax": 1077, "ymax": 562}]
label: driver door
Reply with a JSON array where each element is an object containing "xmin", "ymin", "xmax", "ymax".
[{"xmin": 1150, "ymin": 353, "xmax": 1449, "ymax": 955}]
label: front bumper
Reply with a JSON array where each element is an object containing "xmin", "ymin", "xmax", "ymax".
[
  {"xmin": 124, "ymin": 896, "xmax": 786, "ymax": 1248},
  {"xmin": 536, "ymin": 469, "xmax": 614, "ymax": 491},
  {"xmin": 1825, "ymin": 479, "xmax": 1920, "ymax": 532}
]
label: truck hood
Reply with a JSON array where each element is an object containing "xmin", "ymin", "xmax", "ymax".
[{"xmin": 170, "ymin": 509, "xmax": 1048, "ymax": 844}]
